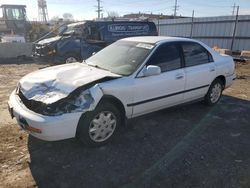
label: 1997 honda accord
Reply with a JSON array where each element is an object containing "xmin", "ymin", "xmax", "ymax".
[{"xmin": 8, "ymin": 36, "xmax": 235, "ymax": 146}]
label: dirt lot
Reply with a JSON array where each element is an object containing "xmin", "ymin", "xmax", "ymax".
[{"xmin": 0, "ymin": 61, "xmax": 250, "ymax": 188}]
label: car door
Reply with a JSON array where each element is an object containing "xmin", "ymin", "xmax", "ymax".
[
  {"xmin": 181, "ymin": 42, "xmax": 216, "ymax": 102},
  {"xmin": 130, "ymin": 43, "xmax": 186, "ymax": 117}
]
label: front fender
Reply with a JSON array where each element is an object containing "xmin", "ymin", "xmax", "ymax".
[
  {"xmin": 88, "ymin": 84, "xmax": 104, "ymax": 111},
  {"xmin": 57, "ymin": 38, "xmax": 81, "ymax": 56}
]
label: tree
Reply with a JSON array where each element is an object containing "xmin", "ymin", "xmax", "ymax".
[
  {"xmin": 107, "ymin": 11, "xmax": 119, "ymax": 18},
  {"xmin": 50, "ymin": 15, "xmax": 60, "ymax": 22},
  {"xmin": 62, "ymin": 13, "xmax": 74, "ymax": 21}
]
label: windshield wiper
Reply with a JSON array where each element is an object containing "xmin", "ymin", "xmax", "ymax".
[{"xmin": 87, "ymin": 64, "xmax": 110, "ymax": 72}]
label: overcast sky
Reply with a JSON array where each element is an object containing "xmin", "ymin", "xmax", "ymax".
[{"xmin": 1, "ymin": 0, "xmax": 250, "ymax": 21}]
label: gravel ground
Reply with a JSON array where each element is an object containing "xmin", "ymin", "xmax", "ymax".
[{"xmin": 0, "ymin": 61, "xmax": 249, "ymax": 188}]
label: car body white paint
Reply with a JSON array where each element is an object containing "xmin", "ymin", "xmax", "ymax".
[
  {"xmin": 19, "ymin": 63, "xmax": 120, "ymax": 104},
  {"xmin": 8, "ymin": 36, "xmax": 236, "ymax": 141}
]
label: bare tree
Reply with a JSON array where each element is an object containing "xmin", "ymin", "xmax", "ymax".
[
  {"xmin": 107, "ymin": 11, "xmax": 119, "ymax": 18},
  {"xmin": 63, "ymin": 13, "xmax": 74, "ymax": 21},
  {"xmin": 50, "ymin": 15, "xmax": 60, "ymax": 21}
]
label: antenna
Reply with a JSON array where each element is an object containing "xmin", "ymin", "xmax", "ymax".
[{"xmin": 38, "ymin": 0, "xmax": 49, "ymax": 23}]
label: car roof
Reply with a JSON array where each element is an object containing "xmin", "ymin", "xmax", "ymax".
[{"xmin": 121, "ymin": 36, "xmax": 197, "ymax": 45}]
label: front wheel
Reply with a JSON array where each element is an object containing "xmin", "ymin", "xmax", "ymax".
[
  {"xmin": 64, "ymin": 53, "xmax": 80, "ymax": 64},
  {"xmin": 76, "ymin": 102, "xmax": 121, "ymax": 147},
  {"xmin": 204, "ymin": 79, "xmax": 223, "ymax": 106}
]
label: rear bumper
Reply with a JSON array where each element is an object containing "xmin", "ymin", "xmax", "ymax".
[{"xmin": 8, "ymin": 91, "xmax": 82, "ymax": 141}]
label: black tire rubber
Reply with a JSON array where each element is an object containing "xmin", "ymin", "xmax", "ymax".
[
  {"xmin": 204, "ymin": 79, "xmax": 224, "ymax": 106},
  {"xmin": 76, "ymin": 102, "xmax": 121, "ymax": 147}
]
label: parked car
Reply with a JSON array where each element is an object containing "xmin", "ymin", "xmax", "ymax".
[
  {"xmin": 9, "ymin": 36, "xmax": 235, "ymax": 147},
  {"xmin": 34, "ymin": 21, "xmax": 158, "ymax": 63}
]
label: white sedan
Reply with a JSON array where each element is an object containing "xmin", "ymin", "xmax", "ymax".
[{"xmin": 8, "ymin": 36, "xmax": 236, "ymax": 146}]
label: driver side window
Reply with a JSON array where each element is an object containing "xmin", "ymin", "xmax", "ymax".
[{"xmin": 147, "ymin": 43, "xmax": 181, "ymax": 72}]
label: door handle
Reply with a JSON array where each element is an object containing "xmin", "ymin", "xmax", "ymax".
[
  {"xmin": 175, "ymin": 73, "xmax": 184, "ymax": 79},
  {"xmin": 209, "ymin": 67, "xmax": 215, "ymax": 72}
]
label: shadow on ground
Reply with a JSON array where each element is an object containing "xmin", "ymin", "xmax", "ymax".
[
  {"xmin": 28, "ymin": 96, "xmax": 250, "ymax": 188},
  {"xmin": 0, "ymin": 57, "xmax": 34, "ymax": 64}
]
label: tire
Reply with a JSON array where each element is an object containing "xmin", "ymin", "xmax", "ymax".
[
  {"xmin": 64, "ymin": 53, "xmax": 80, "ymax": 64},
  {"xmin": 76, "ymin": 102, "xmax": 121, "ymax": 147},
  {"xmin": 204, "ymin": 79, "xmax": 224, "ymax": 106}
]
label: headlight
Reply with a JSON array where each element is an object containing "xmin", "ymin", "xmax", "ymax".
[
  {"xmin": 42, "ymin": 90, "xmax": 94, "ymax": 116},
  {"xmin": 48, "ymin": 49, "xmax": 56, "ymax": 55},
  {"xmin": 16, "ymin": 82, "xmax": 21, "ymax": 94}
]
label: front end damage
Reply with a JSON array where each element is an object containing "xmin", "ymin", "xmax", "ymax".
[
  {"xmin": 15, "ymin": 63, "xmax": 121, "ymax": 116},
  {"xmin": 8, "ymin": 83, "xmax": 105, "ymax": 141},
  {"xmin": 33, "ymin": 36, "xmax": 61, "ymax": 63},
  {"xmin": 8, "ymin": 63, "xmax": 121, "ymax": 140},
  {"xmin": 16, "ymin": 73, "xmax": 114, "ymax": 116},
  {"xmin": 16, "ymin": 82, "xmax": 105, "ymax": 116}
]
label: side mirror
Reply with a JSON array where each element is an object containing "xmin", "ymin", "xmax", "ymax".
[{"xmin": 141, "ymin": 65, "xmax": 161, "ymax": 77}]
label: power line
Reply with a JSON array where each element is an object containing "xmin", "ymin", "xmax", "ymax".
[
  {"xmin": 181, "ymin": 1, "xmax": 232, "ymax": 8},
  {"xmin": 103, "ymin": 0, "xmax": 173, "ymax": 7}
]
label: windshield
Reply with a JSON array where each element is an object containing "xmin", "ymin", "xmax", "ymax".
[
  {"xmin": 86, "ymin": 41, "xmax": 154, "ymax": 76},
  {"xmin": 60, "ymin": 25, "xmax": 83, "ymax": 36}
]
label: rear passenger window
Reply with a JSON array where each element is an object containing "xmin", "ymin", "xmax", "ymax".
[
  {"xmin": 182, "ymin": 42, "xmax": 212, "ymax": 67},
  {"xmin": 147, "ymin": 44, "xmax": 181, "ymax": 72}
]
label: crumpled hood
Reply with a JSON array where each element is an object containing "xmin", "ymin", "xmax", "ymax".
[
  {"xmin": 19, "ymin": 63, "xmax": 120, "ymax": 104},
  {"xmin": 37, "ymin": 35, "xmax": 61, "ymax": 45}
]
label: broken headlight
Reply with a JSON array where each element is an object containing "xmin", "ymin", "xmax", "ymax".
[{"xmin": 43, "ymin": 90, "xmax": 94, "ymax": 116}]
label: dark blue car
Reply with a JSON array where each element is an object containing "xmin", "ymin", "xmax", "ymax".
[{"xmin": 34, "ymin": 20, "xmax": 158, "ymax": 63}]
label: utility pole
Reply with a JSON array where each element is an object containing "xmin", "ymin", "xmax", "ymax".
[
  {"xmin": 95, "ymin": 0, "xmax": 103, "ymax": 19},
  {"xmin": 231, "ymin": 5, "xmax": 239, "ymax": 51},
  {"xmin": 190, "ymin": 10, "xmax": 195, "ymax": 38},
  {"xmin": 232, "ymin": 3, "xmax": 236, "ymax": 16},
  {"xmin": 173, "ymin": 0, "xmax": 179, "ymax": 18}
]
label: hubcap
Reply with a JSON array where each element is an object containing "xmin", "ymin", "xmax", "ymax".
[
  {"xmin": 89, "ymin": 111, "xmax": 116, "ymax": 142},
  {"xmin": 210, "ymin": 83, "xmax": 222, "ymax": 103},
  {"xmin": 65, "ymin": 57, "xmax": 77, "ymax": 63}
]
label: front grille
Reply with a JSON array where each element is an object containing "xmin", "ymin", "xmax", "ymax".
[
  {"xmin": 18, "ymin": 90, "xmax": 35, "ymax": 109},
  {"xmin": 17, "ymin": 90, "xmax": 46, "ymax": 114},
  {"xmin": 35, "ymin": 44, "xmax": 49, "ymax": 56},
  {"xmin": 17, "ymin": 89, "xmax": 64, "ymax": 116}
]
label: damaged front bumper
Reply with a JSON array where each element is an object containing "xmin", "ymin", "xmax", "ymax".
[
  {"xmin": 33, "ymin": 53, "xmax": 64, "ymax": 64},
  {"xmin": 8, "ymin": 85, "xmax": 103, "ymax": 141},
  {"xmin": 33, "ymin": 43, "xmax": 63, "ymax": 64},
  {"xmin": 8, "ymin": 90, "xmax": 82, "ymax": 141}
]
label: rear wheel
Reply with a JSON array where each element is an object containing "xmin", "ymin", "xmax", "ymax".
[
  {"xmin": 76, "ymin": 102, "xmax": 121, "ymax": 147},
  {"xmin": 204, "ymin": 79, "xmax": 224, "ymax": 106}
]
